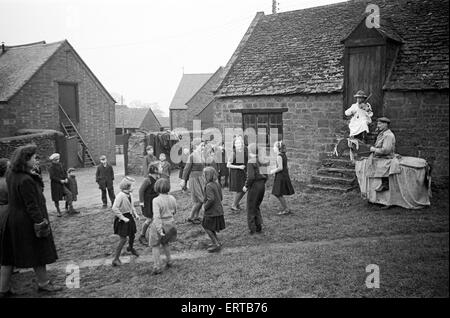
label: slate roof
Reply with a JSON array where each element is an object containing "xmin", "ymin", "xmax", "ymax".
[
  {"xmin": 115, "ymin": 105, "xmax": 157, "ymax": 129},
  {"xmin": 216, "ymin": 0, "xmax": 449, "ymax": 96},
  {"xmin": 157, "ymin": 116, "xmax": 170, "ymax": 128},
  {"xmin": 169, "ymin": 73, "xmax": 213, "ymax": 110},
  {"xmin": 184, "ymin": 67, "xmax": 224, "ymax": 116},
  {"xmin": 0, "ymin": 41, "xmax": 64, "ymax": 102}
]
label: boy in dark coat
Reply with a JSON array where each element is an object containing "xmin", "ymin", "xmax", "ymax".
[
  {"xmin": 65, "ymin": 168, "xmax": 79, "ymax": 212},
  {"xmin": 242, "ymin": 143, "xmax": 267, "ymax": 234},
  {"xmin": 48, "ymin": 153, "xmax": 77, "ymax": 216},
  {"xmin": 138, "ymin": 164, "xmax": 159, "ymax": 245},
  {"xmin": 96, "ymin": 155, "xmax": 115, "ymax": 208}
]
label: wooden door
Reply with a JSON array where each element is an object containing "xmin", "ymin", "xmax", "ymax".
[
  {"xmin": 58, "ymin": 83, "xmax": 79, "ymax": 125},
  {"xmin": 346, "ymin": 46, "xmax": 384, "ymax": 118}
]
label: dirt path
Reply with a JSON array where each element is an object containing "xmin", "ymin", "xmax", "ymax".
[{"xmin": 19, "ymin": 231, "xmax": 448, "ymax": 273}]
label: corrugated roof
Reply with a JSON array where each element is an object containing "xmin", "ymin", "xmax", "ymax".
[
  {"xmin": 168, "ymin": 73, "xmax": 213, "ymax": 110},
  {"xmin": 115, "ymin": 105, "xmax": 153, "ymax": 129},
  {"xmin": 0, "ymin": 41, "xmax": 64, "ymax": 102},
  {"xmin": 216, "ymin": 0, "xmax": 449, "ymax": 96}
]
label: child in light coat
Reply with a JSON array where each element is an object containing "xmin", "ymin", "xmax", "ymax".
[{"xmin": 111, "ymin": 177, "xmax": 140, "ymax": 266}]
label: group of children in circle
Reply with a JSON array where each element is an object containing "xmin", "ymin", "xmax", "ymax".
[{"xmin": 110, "ymin": 138, "xmax": 295, "ymax": 275}]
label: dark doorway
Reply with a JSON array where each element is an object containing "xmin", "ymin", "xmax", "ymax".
[
  {"xmin": 58, "ymin": 83, "xmax": 79, "ymax": 125},
  {"xmin": 345, "ymin": 46, "xmax": 384, "ymax": 118}
]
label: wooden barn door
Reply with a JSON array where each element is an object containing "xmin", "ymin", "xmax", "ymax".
[
  {"xmin": 58, "ymin": 83, "xmax": 79, "ymax": 125},
  {"xmin": 345, "ymin": 46, "xmax": 384, "ymax": 118}
]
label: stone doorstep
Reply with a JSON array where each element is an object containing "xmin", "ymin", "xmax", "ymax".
[
  {"xmin": 310, "ymin": 174, "xmax": 356, "ymax": 186},
  {"xmin": 322, "ymin": 158, "xmax": 355, "ymax": 169},
  {"xmin": 317, "ymin": 167, "xmax": 356, "ymax": 178},
  {"xmin": 306, "ymin": 183, "xmax": 357, "ymax": 193}
]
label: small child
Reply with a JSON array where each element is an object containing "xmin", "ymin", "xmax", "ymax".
[
  {"xmin": 111, "ymin": 177, "xmax": 140, "ymax": 266},
  {"xmin": 143, "ymin": 145, "xmax": 157, "ymax": 176},
  {"xmin": 148, "ymin": 178, "xmax": 177, "ymax": 275},
  {"xmin": 158, "ymin": 153, "xmax": 171, "ymax": 180},
  {"xmin": 202, "ymin": 166, "xmax": 226, "ymax": 252},
  {"xmin": 179, "ymin": 147, "xmax": 190, "ymax": 191},
  {"xmin": 65, "ymin": 168, "xmax": 79, "ymax": 212},
  {"xmin": 138, "ymin": 164, "xmax": 159, "ymax": 245},
  {"xmin": 270, "ymin": 141, "xmax": 295, "ymax": 215}
]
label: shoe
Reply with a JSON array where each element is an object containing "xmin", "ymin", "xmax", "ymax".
[
  {"xmin": 37, "ymin": 281, "xmax": 63, "ymax": 293},
  {"xmin": 165, "ymin": 261, "xmax": 173, "ymax": 269},
  {"xmin": 102, "ymin": 204, "xmax": 108, "ymax": 208},
  {"xmin": 112, "ymin": 259, "xmax": 122, "ymax": 267},
  {"xmin": 138, "ymin": 235, "xmax": 148, "ymax": 246},
  {"xmin": 207, "ymin": 244, "xmax": 221, "ymax": 253},
  {"xmin": 56, "ymin": 210, "xmax": 62, "ymax": 217},
  {"xmin": 151, "ymin": 268, "xmax": 162, "ymax": 275},
  {"xmin": 0, "ymin": 289, "xmax": 16, "ymax": 298},
  {"xmin": 126, "ymin": 247, "xmax": 139, "ymax": 257}
]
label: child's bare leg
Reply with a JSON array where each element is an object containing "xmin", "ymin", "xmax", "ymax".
[
  {"xmin": 189, "ymin": 202, "xmax": 202, "ymax": 220},
  {"xmin": 113, "ymin": 237, "xmax": 127, "ymax": 262},
  {"xmin": 152, "ymin": 246, "xmax": 162, "ymax": 270},
  {"xmin": 276, "ymin": 195, "xmax": 288, "ymax": 211},
  {"xmin": 161, "ymin": 243, "xmax": 172, "ymax": 266},
  {"xmin": 204, "ymin": 228, "xmax": 218, "ymax": 245}
]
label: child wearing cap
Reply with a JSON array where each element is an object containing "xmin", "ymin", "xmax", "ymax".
[
  {"xmin": 111, "ymin": 176, "xmax": 141, "ymax": 266},
  {"xmin": 202, "ymin": 166, "xmax": 225, "ymax": 253},
  {"xmin": 65, "ymin": 168, "xmax": 79, "ymax": 212},
  {"xmin": 148, "ymin": 178, "xmax": 177, "ymax": 275}
]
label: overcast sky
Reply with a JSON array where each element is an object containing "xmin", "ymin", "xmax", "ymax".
[{"xmin": 1, "ymin": 0, "xmax": 344, "ymax": 116}]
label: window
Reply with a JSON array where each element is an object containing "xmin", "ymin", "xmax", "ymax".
[{"xmin": 242, "ymin": 111, "xmax": 283, "ymax": 148}]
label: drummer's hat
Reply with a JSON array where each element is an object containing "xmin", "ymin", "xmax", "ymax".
[{"xmin": 354, "ymin": 90, "xmax": 367, "ymax": 98}]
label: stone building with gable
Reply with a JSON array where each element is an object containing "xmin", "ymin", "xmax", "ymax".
[
  {"xmin": 0, "ymin": 40, "xmax": 116, "ymax": 166},
  {"xmin": 212, "ymin": 0, "xmax": 449, "ymax": 185}
]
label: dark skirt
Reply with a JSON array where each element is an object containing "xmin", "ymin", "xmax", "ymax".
[
  {"xmin": 113, "ymin": 213, "xmax": 137, "ymax": 237},
  {"xmin": 272, "ymin": 173, "xmax": 295, "ymax": 196},
  {"xmin": 229, "ymin": 169, "xmax": 246, "ymax": 192},
  {"xmin": 202, "ymin": 215, "xmax": 226, "ymax": 232}
]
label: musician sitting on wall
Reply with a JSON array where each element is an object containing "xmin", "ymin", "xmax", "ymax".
[{"xmin": 344, "ymin": 90, "xmax": 373, "ymax": 142}]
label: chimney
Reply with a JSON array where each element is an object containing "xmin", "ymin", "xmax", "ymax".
[{"xmin": 272, "ymin": 0, "xmax": 278, "ymax": 14}]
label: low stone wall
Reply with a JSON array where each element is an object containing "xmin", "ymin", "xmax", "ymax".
[
  {"xmin": 127, "ymin": 132, "xmax": 147, "ymax": 176},
  {"xmin": 0, "ymin": 129, "xmax": 64, "ymax": 172}
]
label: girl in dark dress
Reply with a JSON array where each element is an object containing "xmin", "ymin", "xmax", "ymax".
[
  {"xmin": 0, "ymin": 145, "xmax": 61, "ymax": 297},
  {"xmin": 270, "ymin": 141, "xmax": 295, "ymax": 215},
  {"xmin": 227, "ymin": 136, "xmax": 248, "ymax": 212},
  {"xmin": 202, "ymin": 166, "xmax": 225, "ymax": 253}
]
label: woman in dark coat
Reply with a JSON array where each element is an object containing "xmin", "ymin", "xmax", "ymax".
[
  {"xmin": 0, "ymin": 144, "xmax": 61, "ymax": 297},
  {"xmin": 48, "ymin": 153, "xmax": 76, "ymax": 216},
  {"xmin": 227, "ymin": 136, "xmax": 248, "ymax": 211},
  {"xmin": 0, "ymin": 158, "xmax": 10, "ymax": 250}
]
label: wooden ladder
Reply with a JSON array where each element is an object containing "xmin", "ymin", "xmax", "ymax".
[{"xmin": 59, "ymin": 104, "xmax": 96, "ymax": 167}]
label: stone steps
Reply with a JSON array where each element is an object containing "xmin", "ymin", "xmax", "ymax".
[
  {"xmin": 317, "ymin": 167, "xmax": 355, "ymax": 178},
  {"xmin": 306, "ymin": 183, "xmax": 357, "ymax": 193},
  {"xmin": 311, "ymin": 174, "xmax": 356, "ymax": 186}
]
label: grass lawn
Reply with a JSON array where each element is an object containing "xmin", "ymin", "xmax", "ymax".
[{"xmin": 8, "ymin": 179, "xmax": 449, "ymax": 298}]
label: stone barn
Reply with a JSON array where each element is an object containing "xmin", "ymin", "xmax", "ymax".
[
  {"xmin": 0, "ymin": 40, "xmax": 116, "ymax": 166},
  {"xmin": 115, "ymin": 104, "xmax": 161, "ymax": 134},
  {"xmin": 213, "ymin": 0, "xmax": 449, "ymax": 186}
]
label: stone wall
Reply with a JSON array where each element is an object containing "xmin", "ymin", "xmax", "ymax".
[
  {"xmin": 170, "ymin": 109, "xmax": 188, "ymax": 130},
  {"xmin": 214, "ymin": 94, "xmax": 346, "ymax": 182},
  {"xmin": 0, "ymin": 130, "xmax": 64, "ymax": 172},
  {"xmin": 0, "ymin": 41, "xmax": 116, "ymax": 164},
  {"xmin": 126, "ymin": 132, "xmax": 147, "ymax": 176},
  {"xmin": 384, "ymin": 90, "xmax": 449, "ymax": 184}
]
